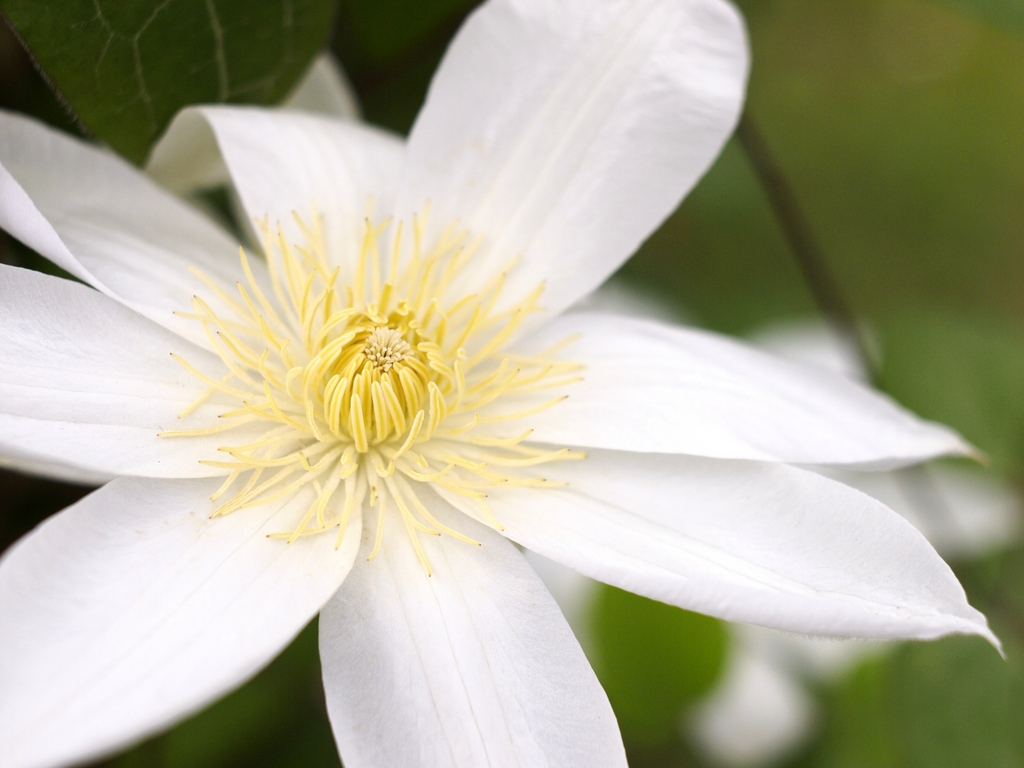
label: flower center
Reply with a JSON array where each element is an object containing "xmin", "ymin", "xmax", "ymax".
[
  {"xmin": 362, "ymin": 327, "xmax": 411, "ymax": 373},
  {"xmin": 310, "ymin": 310, "xmax": 434, "ymax": 450},
  {"xmin": 162, "ymin": 208, "xmax": 583, "ymax": 572}
]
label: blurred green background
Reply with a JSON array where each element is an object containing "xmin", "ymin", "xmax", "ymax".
[{"xmin": 2, "ymin": 0, "xmax": 1024, "ymax": 766}]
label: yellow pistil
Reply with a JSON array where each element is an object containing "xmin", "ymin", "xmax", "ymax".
[{"xmin": 162, "ymin": 207, "xmax": 583, "ymax": 573}]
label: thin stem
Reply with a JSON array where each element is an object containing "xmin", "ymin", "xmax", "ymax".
[{"xmin": 735, "ymin": 112, "xmax": 879, "ymax": 382}]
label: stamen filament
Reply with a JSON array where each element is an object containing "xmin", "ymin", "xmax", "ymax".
[{"xmin": 161, "ymin": 207, "xmax": 580, "ymax": 568}]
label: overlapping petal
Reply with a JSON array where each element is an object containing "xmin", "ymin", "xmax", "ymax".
[
  {"xmin": 746, "ymin": 319, "xmax": 1020, "ymax": 557},
  {"xmin": 148, "ymin": 107, "xmax": 404, "ymax": 274},
  {"xmin": 0, "ymin": 476, "xmax": 362, "ymax": 768},
  {"xmin": 141, "ymin": 54, "xmax": 361, "ymax": 211},
  {"xmin": 320, "ymin": 494, "xmax": 625, "ymax": 768},
  {"xmin": 399, "ymin": 0, "xmax": 748, "ymax": 319},
  {"xmin": 0, "ymin": 111, "xmax": 250, "ymax": 348},
  {"xmin": 440, "ymin": 448, "xmax": 994, "ymax": 643},
  {"xmin": 0, "ymin": 265, "xmax": 256, "ymax": 479},
  {"xmin": 510, "ymin": 312, "xmax": 971, "ymax": 467}
]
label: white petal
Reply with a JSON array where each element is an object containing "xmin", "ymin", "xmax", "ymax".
[
  {"xmin": 320, "ymin": 490, "xmax": 625, "ymax": 768},
  {"xmin": 568, "ymin": 278, "xmax": 691, "ymax": 325},
  {"xmin": 399, "ymin": 0, "xmax": 748, "ymax": 319},
  {"xmin": 0, "ymin": 265, "xmax": 248, "ymax": 479},
  {"xmin": 523, "ymin": 550, "xmax": 600, "ymax": 655},
  {"xmin": 147, "ymin": 107, "xmax": 404, "ymax": 275},
  {"xmin": 146, "ymin": 56, "xmax": 363, "ymax": 203},
  {"xmin": 283, "ymin": 52, "xmax": 361, "ymax": 119},
  {"xmin": 748, "ymin": 319, "xmax": 867, "ymax": 381},
  {"xmin": 685, "ymin": 645, "xmax": 816, "ymax": 768},
  {"xmin": 439, "ymin": 449, "xmax": 995, "ymax": 643},
  {"xmin": 818, "ymin": 464, "xmax": 1021, "ymax": 559},
  {"xmin": 514, "ymin": 312, "xmax": 970, "ymax": 467},
  {"xmin": 0, "ymin": 476, "xmax": 362, "ymax": 768},
  {"xmin": 745, "ymin": 320, "xmax": 1020, "ymax": 555},
  {"xmin": 0, "ymin": 110, "xmax": 250, "ymax": 348}
]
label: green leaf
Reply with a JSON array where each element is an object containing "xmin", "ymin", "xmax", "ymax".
[
  {"xmin": 876, "ymin": 310, "xmax": 1024, "ymax": 480},
  {"xmin": 0, "ymin": 0, "xmax": 338, "ymax": 164},
  {"xmin": 336, "ymin": 0, "xmax": 471, "ymax": 65},
  {"xmin": 934, "ymin": 0, "xmax": 1024, "ymax": 32},
  {"xmin": 0, "ymin": 21, "xmax": 82, "ymax": 136},
  {"xmin": 805, "ymin": 658, "xmax": 902, "ymax": 768},
  {"xmin": 589, "ymin": 585, "xmax": 727, "ymax": 750},
  {"xmin": 810, "ymin": 636, "xmax": 1024, "ymax": 768},
  {"xmin": 891, "ymin": 637, "xmax": 1024, "ymax": 767}
]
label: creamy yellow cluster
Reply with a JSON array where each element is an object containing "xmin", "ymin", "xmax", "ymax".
[{"xmin": 162, "ymin": 209, "xmax": 582, "ymax": 571}]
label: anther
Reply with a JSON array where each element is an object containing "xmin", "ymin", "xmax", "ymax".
[{"xmin": 363, "ymin": 327, "xmax": 412, "ymax": 373}]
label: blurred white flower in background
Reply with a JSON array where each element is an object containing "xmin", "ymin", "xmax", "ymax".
[
  {"xmin": 685, "ymin": 320, "xmax": 1020, "ymax": 768},
  {"xmin": 528, "ymin": 302, "xmax": 1018, "ymax": 768}
]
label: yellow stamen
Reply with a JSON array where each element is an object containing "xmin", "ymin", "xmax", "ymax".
[{"xmin": 161, "ymin": 207, "xmax": 581, "ymax": 571}]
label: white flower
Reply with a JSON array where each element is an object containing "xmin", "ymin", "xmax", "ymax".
[{"xmin": 0, "ymin": 2, "xmax": 997, "ymax": 767}]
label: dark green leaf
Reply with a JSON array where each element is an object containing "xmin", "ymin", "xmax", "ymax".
[
  {"xmin": 0, "ymin": 20, "xmax": 81, "ymax": 135},
  {"xmin": 590, "ymin": 585, "xmax": 727, "ymax": 750},
  {"xmin": 337, "ymin": 0, "xmax": 470, "ymax": 65},
  {"xmin": 0, "ymin": 0, "xmax": 338, "ymax": 164}
]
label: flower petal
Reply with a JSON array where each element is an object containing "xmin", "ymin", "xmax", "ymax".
[
  {"xmin": 439, "ymin": 449, "xmax": 995, "ymax": 643},
  {"xmin": 283, "ymin": 52, "xmax": 361, "ymax": 119},
  {"xmin": 0, "ymin": 264, "xmax": 246, "ymax": 479},
  {"xmin": 749, "ymin": 319, "xmax": 866, "ymax": 381},
  {"xmin": 512, "ymin": 312, "xmax": 970, "ymax": 467},
  {"xmin": 744, "ymin": 320, "xmax": 1021, "ymax": 557},
  {"xmin": 319, "ymin": 490, "xmax": 625, "ymax": 768},
  {"xmin": 147, "ymin": 107, "xmax": 404, "ymax": 275},
  {"xmin": 399, "ymin": 0, "xmax": 748, "ymax": 318},
  {"xmin": 0, "ymin": 476, "xmax": 362, "ymax": 768},
  {"xmin": 0, "ymin": 110, "xmax": 249, "ymax": 348},
  {"xmin": 818, "ymin": 464, "xmax": 1020, "ymax": 560},
  {"xmin": 145, "ymin": 56, "xmax": 362, "ymax": 208}
]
